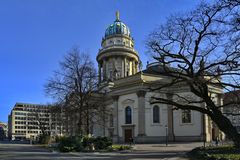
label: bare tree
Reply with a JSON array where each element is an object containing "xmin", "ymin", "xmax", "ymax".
[
  {"xmin": 45, "ymin": 48, "xmax": 107, "ymax": 135},
  {"xmin": 47, "ymin": 103, "xmax": 65, "ymax": 136},
  {"xmin": 146, "ymin": 0, "xmax": 240, "ymax": 146},
  {"xmin": 28, "ymin": 106, "xmax": 51, "ymax": 136}
]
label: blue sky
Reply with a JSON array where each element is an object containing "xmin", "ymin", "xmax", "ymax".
[{"xmin": 0, "ymin": 0, "xmax": 201, "ymax": 122}]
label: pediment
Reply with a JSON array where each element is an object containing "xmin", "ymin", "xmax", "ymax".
[{"xmin": 121, "ymin": 99, "xmax": 135, "ymax": 105}]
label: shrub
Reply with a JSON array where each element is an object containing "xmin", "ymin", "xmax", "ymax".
[
  {"xmin": 38, "ymin": 134, "xmax": 51, "ymax": 144},
  {"xmin": 57, "ymin": 135, "xmax": 114, "ymax": 152},
  {"xmin": 55, "ymin": 136, "xmax": 61, "ymax": 143},
  {"xmin": 82, "ymin": 136, "xmax": 95, "ymax": 150},
  {"xmin": 94, "ymin": 137, "xmax": 112, "ymax": 150},
  {"xmin": 58, "ymin": 136, "xmax": 83, "ymax": 152},
  {"xmin": 72, "ymin": 136, "xmax": 84, "ymax": 152}
]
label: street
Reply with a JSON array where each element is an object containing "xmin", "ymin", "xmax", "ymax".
[{"xmin": 0, "ymin": 141, "xmax": 203, "ymax": 160}]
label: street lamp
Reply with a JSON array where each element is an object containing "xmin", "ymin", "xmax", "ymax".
[{"xmin": 165, "ymin": 125, "xmax": 168, "ymax": 146}]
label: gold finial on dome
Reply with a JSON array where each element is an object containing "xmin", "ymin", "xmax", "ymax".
[{"xmin": 116, "ymin": 11, "xmax": 120, "ymax": 21}]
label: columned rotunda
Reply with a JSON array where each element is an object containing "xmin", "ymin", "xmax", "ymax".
[{"xmin": 97, "ymin": 12, "xmax": 139, "ymax": 88}]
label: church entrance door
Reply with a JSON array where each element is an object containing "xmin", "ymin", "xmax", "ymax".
[{"xmin": 124, "ymin": 129, "xmax": 132, "ymax": 143}]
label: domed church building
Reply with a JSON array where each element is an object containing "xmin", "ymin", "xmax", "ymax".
[{"xmin": 93, "ymin": 12, "xmax": 223, "ymax": 143}]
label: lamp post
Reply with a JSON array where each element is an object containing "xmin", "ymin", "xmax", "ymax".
[
  {"xmin": 202, "ymin": 112, "xmax": 206, "ymax": 149},
  {"xmin": 165, "ymin": 125, "xmax": 168, "ymax": 146}
]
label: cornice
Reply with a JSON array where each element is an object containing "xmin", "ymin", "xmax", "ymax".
[{"xmin": 97, "ymin": 47, "xmax": 139, "ymax": 62}]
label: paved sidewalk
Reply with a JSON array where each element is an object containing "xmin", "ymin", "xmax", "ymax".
[
  {"xmin": 67, "ymin": 142, "xmax": 203, "ymax": 160},
  {"xmin": 0, "ymin": 141, "xmax": 203, "ymax": 160},
  {"xmin": 133, "ymin": 142, "xmax": 203, "ymax": 152}
]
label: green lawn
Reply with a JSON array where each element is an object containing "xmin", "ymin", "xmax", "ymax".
[
  {"xmin": 210, "ymin": 154, "xmax": 240, "ymax": 160},
  {"xmin": 188, "ymin": 146, "xmax": 240, "ymax": 160}
]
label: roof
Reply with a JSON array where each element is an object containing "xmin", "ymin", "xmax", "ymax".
[
  {"xmin": 104, "ymin": 12, "xmax": 131, "ymax": 38},
  {"xmin": 223, "ymin": 90, "xmax": 240, "ymax": 104},
  {"xmin": 142, "ymin": 62, "xmax": 173, "ymax": 75}
]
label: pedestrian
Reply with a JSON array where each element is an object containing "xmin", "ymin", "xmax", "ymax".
[{"xmin": 215, "ymin": 137, "xmax": 219, "ymax": 146}]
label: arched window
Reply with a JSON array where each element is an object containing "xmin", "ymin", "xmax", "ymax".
[
  {"xmin": 153, "ymin": 105, "xmax": 160, "ymax": 123},
  {"xmin": 182, "ymin": 110, "xmax": 191, "ymax": 123},
  {"xmin": 125, "ymin": 106, "xmax": 132, "ymax": 124}
]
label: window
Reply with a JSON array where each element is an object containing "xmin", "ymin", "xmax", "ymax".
[
  {"xmin": 109, "ymin": 71, "xmax": 113, "ymax": 79},
  {"xmin": 125, "ymin": 106, "xmax": 132, "ymax": 124},
  {"xmin": 14, "ymin": 112, "xmax": 26, "ymax": 116},
  {"xmin": 233, "ymin": 116, "xmax": 237, "ymax": 124},
  {"xmin": 109, "ymin": 130, "xmax": 113, "ymax": 138},
  {"xmin": 109, "ymin": 40, "xmax": 113, "ymax": 45},
  {"xmin": 153, "ymin": 105, "xmax": 160, "ymax": 123},
  {"xmin": 116, "ymin": 25, "xmax": 121, "ymax": 34},
  {"xmin": 182, "ymin": 110, "xmax": 191, "ymax": 123}
]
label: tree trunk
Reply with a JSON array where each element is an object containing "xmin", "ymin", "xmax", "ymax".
[
  {"xmin": 78, "ymin": 111, "xmax": 82, "ymax": 135},
  {"xmin": 86, "ymin": 109, "xmax": 90, "ymax": 135},
  {"xmin": 210, "ymin": 109, "xmax": 240, "ymax": 147}
]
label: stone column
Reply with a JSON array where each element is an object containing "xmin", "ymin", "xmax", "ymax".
[
  {"xmin": 216, "ymin": 94, "xmax": 223, "ymax": 139},
  {"xmin": 137, "ymin": 90, "xmax": 146, "ymax": 142},
  {"xmin": 121, "ymin": 57, "xmax": 124, "ymax": 78},
  {"xmin": 112, "ymin": 95, "xmax": 119, "ymax": 143},
  {"xmin": 167, "ymin": 94, "xmax": 175, "ymax": 141},
  {"xmin": 200, "ymin": 102, "xmax": 206, "ymax": 142},
  {"xmin": 98, "ymin": 63, "xmax": 101, "ymax": 83},
  {"xmin": 123, "ymin": 57, "xmax": 126, "ymax": 77},
  {"xmin": 135, "ymin": 61, "xmax": 138, "ymax": 72},
  {"xmin": 103, "ymin": 60, "xmax": 106, "ymax": 81},
  {"xmin": 217, "ymin": 94, "xmax": 223, "ymax": 106},
  {"xmin": 132, "ymin": 60, "xmax": 135, "ymax": 75}
]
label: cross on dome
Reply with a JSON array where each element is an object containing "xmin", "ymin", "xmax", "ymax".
[{"xmin": 116, "ymin": 11, "xmax": 120, "ymax": 21}]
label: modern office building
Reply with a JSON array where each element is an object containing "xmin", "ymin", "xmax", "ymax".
[{"xmin": 8, "ymin": 102, "xmax": 64, "ymax": 140}]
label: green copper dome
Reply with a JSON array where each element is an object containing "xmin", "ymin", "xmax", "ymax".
[{"xmin": 105, "ymin": 11, "xmax": 131, "ymax": 38}]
